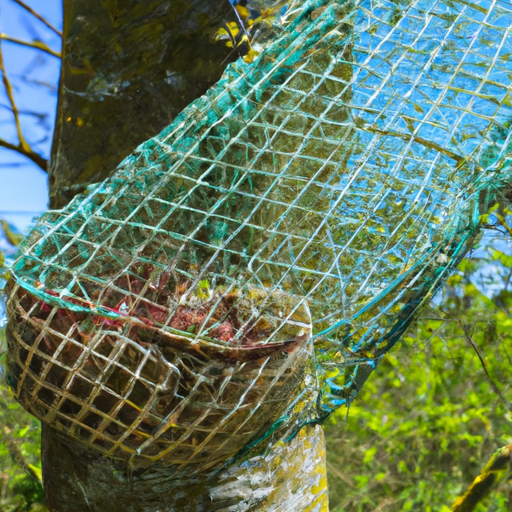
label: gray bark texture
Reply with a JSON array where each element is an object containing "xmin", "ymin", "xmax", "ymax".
[
  {"xmin": 42, "ymin": 424, "xmax": 328, "ymax": 512},
  {"xmin": 49, "ymin": 0, "xmax": 238, "ymax": 208}
]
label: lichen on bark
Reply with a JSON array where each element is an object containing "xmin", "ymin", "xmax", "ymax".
[{"xmin": 49, "ymin": 0, "xmax": 240, "ymax": 209}]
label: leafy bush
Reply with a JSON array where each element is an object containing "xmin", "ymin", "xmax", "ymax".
[
  {"xmin": 0, "ymin": 330, "xmax": 46, "ymax": 512},
  {"xmin": 326, "ymin": 249, "xmax": 512, "ymax": 511},
  {"xmin": 0, "ymin": 228, "xmax": 46, "ymax": 512}
]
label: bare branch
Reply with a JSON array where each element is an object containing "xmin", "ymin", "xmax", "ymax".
[
  {"xmin": 12, "ymin": 0, "xmax": 62, "ymax": 37},
  {"xmin": 0, "ymin": 137, "xmax": 48, "ymax": 171},
  {"xmin": 326, "ymin": 461, "xmax": 357, "ymax": 489},
  {"xmin": 460, "ymin": 322, "xmax": 512, "ymax": 412},
  {"xmin": 493, "ymin": 211, "xmax": 512, "ymax": 238},
  {"xmin": 0, "ymin": 33, "xmax": 61, "ymax": 58},
  {"xmin": 0, "ymin": 6, "xmax": 61, "ymax": 173},
  {"xmin": 0, "ymin": 41, "xmax": 29, "ymax": 152},
  {"xmin": 0, "ymin": 40, "xmax": 47, "ymax": 171}
]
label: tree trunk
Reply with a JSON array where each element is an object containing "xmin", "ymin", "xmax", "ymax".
[
  {"xmin": 44, "ymin": 1, "xmax": 328, "ymax": 510},
  {"xmin": 49, "ymin": 0, "xmax": 238, "ymax": 209},
  {"xmin": 42, "ymin": 424, "xmax": 328, "ymax": 512}
]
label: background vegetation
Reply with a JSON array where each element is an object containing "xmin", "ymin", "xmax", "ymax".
[
  {"xmin": 0, "ymin": 251, "xmax": 45, "ymax": 511},
  {"xmin": 324, "ymin": 239, "xmax": 512, "ymax": 511}
]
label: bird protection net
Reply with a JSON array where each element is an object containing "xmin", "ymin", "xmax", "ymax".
[{"xmin": 5, "ymin": 0, "xmax": 512, "ymax": 475}]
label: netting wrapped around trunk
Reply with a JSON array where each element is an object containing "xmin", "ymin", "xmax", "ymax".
[{"xmin": 5, "ymin": 0, "xmax": 512, "ymax": 474}]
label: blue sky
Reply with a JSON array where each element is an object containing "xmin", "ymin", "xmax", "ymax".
[{"xmin": 0, "ymin": 0, "xmax": 61, "ymax": 232}]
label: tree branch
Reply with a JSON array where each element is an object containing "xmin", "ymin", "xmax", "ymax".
[
  {"xmin": 0, "ymin": 34, "xmax": 61, "ymax": 58},
  {"xmin": 451, "ymin": 445, "xmax": 512, "ymax": 512},
  {"xmin": 0, "ymin": 41, "xmax": 29, "ymax": 152},
  {"xmin": 0, "ymin": 41, "xmax": 48, "ymax": 172},
  {"xmin": 493, "ymin": 211, "xmax": 512, "ymax": 238},
  {"xmin": 460, "ymin": 322, "xmax": 512, "ymax": 412},
  {"xmin": 12, "ymin": 0, "xmax": 62, "ymax": 37},
  {"xmin": 0, "ymin": 138, "xmax": 48, "ymax": 172}
]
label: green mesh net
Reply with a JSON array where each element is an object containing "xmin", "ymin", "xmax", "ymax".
[{"xmin": 5, "ymin": 0, "xmax": 512, "ymax": 474}]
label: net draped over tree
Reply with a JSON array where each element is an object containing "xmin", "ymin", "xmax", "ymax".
[{"xmin": 5, "ymin": 0, "xmax": 512, "ymax": 477}]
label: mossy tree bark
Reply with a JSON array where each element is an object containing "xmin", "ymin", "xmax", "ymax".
[
  {"xmin": 49, "ymin": 0, "xmax": 240, "ymax": 209},
  {"xmin": 451, "ymin": 445, "xmax": 512, "ymax": 512},
  {"xmin": 44, "ymin": 1, "xmax": 328, "ymax": 510},
  {"xmin": 43, "ymin": 424, "xmax": 328, "ymax": 512}
]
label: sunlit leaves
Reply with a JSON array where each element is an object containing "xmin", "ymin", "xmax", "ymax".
[
  {"xmin": 325, "ymin": 246, "xmax": 512, "ymax": 511},
  {"xmin": 1, "ymin": 220, "xmax": 23, "ymax": 247},
  {"xmin": 215, "ymin": 2, "xmax": 287, "ymax": 63}
]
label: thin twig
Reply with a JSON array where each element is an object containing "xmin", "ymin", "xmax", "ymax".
[
  {"xmin": 12, "ymin": 0, "xmax": 62, "ymax": 37},
  {"xmin": 326, "ymin": 460, "xmax": 357, "ymax": 489},
  {"xmin": 0, "ymin": 103, "xmax": 50, "ymax": 121},
  {"xmin": 0, "ymin": 40, "xmax": 48, "ymax": 171},
  {"xmin": 499, "ymin": 333, "xmax": 512, "ymax": 368},
  {"xmin": 0, "ymin": 137, "xmax": 48, "ymax": 171},
  {"xmin": 0, "ymin": 41, "xmax": 29, "ymax": 152},
  {"xmin": 0, "ymin": 33, "xmax": 60, "ymax": 58},
  {"xmin": 460, "ymin": 322, "xmax": 512, "ymax": 412},
  {"xmin": 420, "ymin": 316, "xmax": 499, "ymax": 322},
  {"xmin": 3, "ymin": 431, "xmax": 42, "ymax": 484},
  {"xmin": 493, "ymin": 212, "xmax": 512, "ymax": 238},
  {"xmin": 365, "ymin": 125, "xmax": 470, "ymax": 166}
]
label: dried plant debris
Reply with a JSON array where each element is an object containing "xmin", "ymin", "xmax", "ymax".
[{"xmin": 6, "ymin": 277, "xmax": 313, "ymax": 471}]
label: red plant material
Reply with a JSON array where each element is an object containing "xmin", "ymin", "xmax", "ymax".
[{"xmin": 20, "ymin": 259, "xmax": 306, "ymax": 357}]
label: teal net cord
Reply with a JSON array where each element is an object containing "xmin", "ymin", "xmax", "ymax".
[{"xmin": 5, "ymin": 0, "xmax": 512, "ymax": 473}]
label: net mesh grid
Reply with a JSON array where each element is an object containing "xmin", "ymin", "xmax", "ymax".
[{"xmin": 5, "ymin": 0, "xmax": 512, "ymax": 473}]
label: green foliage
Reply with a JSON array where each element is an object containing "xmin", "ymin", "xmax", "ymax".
[
  {"xmin": 452, "ymin": 444, "xmax": 512, "ymax": 512},
  {"xmin": 326, "ymin": 242, "xmax": 512, "ymax": 511},
  {"xmin": 0, "ymin": 239, "xmax": 46, "ymax": 511},
  {"xmin": 0, "ymin": 335, "xmax": 46, "ymax": 512}
]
